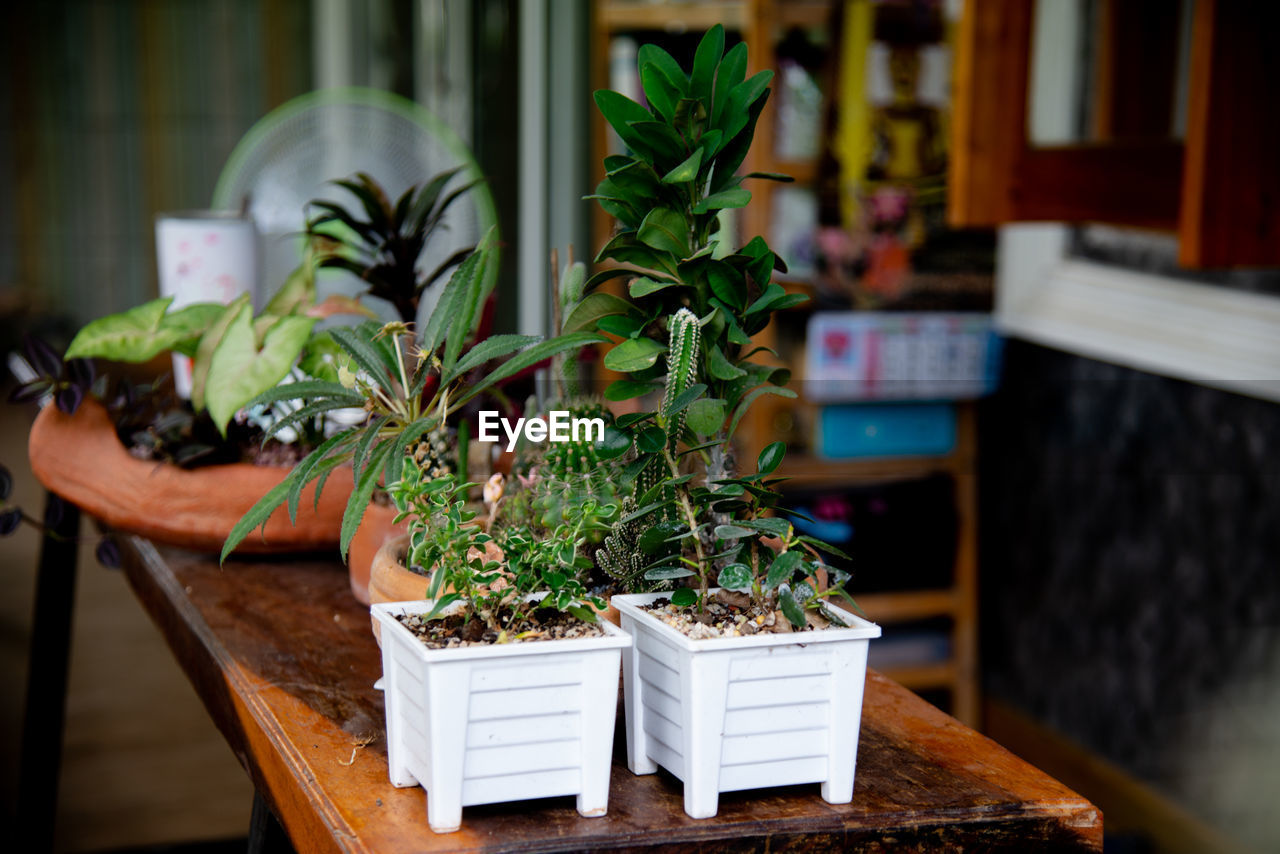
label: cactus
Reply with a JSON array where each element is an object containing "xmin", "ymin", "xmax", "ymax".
[{"xmin": 595, "ymin": 309, "xmax": 703, "ymax": 586}]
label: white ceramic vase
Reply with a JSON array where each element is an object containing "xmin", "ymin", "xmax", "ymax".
[
  {"xmin": 372, "ymin": 600, "xmax": 632, "ymax": 833},
  {"xmin": 612, "ymin": 590, "xmax": 881, "ymax": 819}
]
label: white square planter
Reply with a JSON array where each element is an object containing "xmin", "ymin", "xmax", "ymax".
[
  {"xmin": 612, "ymin": 591, "xmax": 881, "ymax": 819},
  {"xmin": 372, "ymin": 601, "xmax": 632, "ymax": 832}
]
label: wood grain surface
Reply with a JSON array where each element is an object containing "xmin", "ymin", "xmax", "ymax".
[{"xmin": 118, "ymin": 536, "xmax": 1102, "ymax": 853}]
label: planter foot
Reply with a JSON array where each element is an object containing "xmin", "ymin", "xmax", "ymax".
[{"xmin": 576, "ymin": 802, "xmax": 608, "ymax": 818}]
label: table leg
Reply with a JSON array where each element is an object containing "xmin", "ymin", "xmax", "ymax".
[
  {"xmin": 15, "ymin": 493, "xmax": 81, "ymax": 854},
  {"xmin": 248, "ymin": 790, "xmax": 296, "ymax": 854}
]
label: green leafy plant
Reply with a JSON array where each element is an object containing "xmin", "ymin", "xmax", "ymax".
[
  {"xmin": 578, "ymin": 23, "xmax": 801, "ymax": 465},
  {"xmin": 385, "ymin": 457, "xmax": 607, "ymax": 637},
  {"xmin": 62, "ymin": 254, "xmax": 363, "ymax": 436},
  {"xmin": 221, "ymin": 228, "xmax": 606, "ymax": 562},
  {"xmin": 580, "ymin": 28, "xmax": 859, "ymax": 630},
  {"xmin": 307, "ymin": 169, "xmax": 482, "ymax": 324}
]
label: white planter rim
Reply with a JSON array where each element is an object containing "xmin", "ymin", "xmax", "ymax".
[
  {"xmin": 372, "ymin": 599, "xmax": 631, "ymax": 663},
  {"xmin": 611, "ymin": 589, "xmax": 881, "ymax": 653}
]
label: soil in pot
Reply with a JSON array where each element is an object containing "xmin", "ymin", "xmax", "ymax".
[
  {"xmin": 394, "ymin": 607, "xmax": 606, "ymax": 649},
  {"xmin": 642, "ymin": 590, "xmax": 837, "ymax": 640}
]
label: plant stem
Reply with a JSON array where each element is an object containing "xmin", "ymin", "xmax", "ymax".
[{"xmin": 663, "ymin": 446, "xmax": 707, "ymax": 610}]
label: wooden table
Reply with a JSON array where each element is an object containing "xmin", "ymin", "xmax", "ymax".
[{"xmin": 118, "ymin": 536, "xmax": 1102, "ymax": 852}]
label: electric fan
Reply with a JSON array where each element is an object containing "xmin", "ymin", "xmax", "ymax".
[{"xmin": 212, "ymin": 87, "xmax": 497, "ymax": 325}]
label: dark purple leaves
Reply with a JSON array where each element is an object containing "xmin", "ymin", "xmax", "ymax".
[{"xmin": 0, "ymin": 508, "xmax": 20, "ymax": 535}]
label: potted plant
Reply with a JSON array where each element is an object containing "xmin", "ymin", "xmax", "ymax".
[
  {"xmin": 577, "ymin": 26, "xmax": 881, "ymax": 819},
  {"xmin": 304, "ymin": 170, "xmax": 508, "ymax": 601},
  {"xmin": 369, "ymin": 453, "xmax": 630, "ymax": 833},
  {"xmin": 220, "ymin": 228, "xmax": 604, "ymax": 582},
  {"xmin": 22, "ymin": 254, "xmax": 359, "ymax": 553}
]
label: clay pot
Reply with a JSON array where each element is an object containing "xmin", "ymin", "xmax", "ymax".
[
  {"xmin": 348, "ymin": 501, "xmax": 409, "ymax": 605},
  {"xmin": 28, "ymin": 399, "xmax": 351, "ymax": 554}
]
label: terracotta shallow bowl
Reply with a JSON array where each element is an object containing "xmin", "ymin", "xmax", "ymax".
[{"xmin": 28, "ymin": 399, "xmax": 351, "ymax": 554}]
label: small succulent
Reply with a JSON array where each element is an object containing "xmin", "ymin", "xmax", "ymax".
[{"xmin": 307, "ymin": 169, "xmax": 482, "ymax": 324}]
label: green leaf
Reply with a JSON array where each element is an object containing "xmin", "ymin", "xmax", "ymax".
[
  {"xmin": 637, "ymin": 208, "xmax": 691, "ymax": 258},
  {"xmin": 163, "ymin": 303, "xmax": 228, "ymax": 358},
  {"xmin": 686, "ymin": 398, "xmax": 726, "ymax": 436},
  {"xmin": 442, "ymin": 239, "xmax": 493, "ymax": 374},
  {"xmin": 796, "ymin": 534, "xmax": 851, "ymax": 561},
  {"xmin": 562, "ymin": 292, "xmax": 632, "ymax": 333},
  {"xmin": 65, "ymin": 297, "xmax": 176, "ymax": 362},
  {"xmin": 711, "ymin": 42, "xmax": 748, "ymax": 127},
  {"xmin": 206, "ymin": 309, "xmax": 317, "ymax": 434},
  {"xmin": 705, "ymin": 263, "xmax": 744, "ymax": 310},
  {"xmin": 711, "ymin": 90, "xmax": 771, "ymax": 194},
  {"xmin": 742, "ymin": 517, "xmax": 790, "ymax": 537},
  {"xmin": 692, "ymin": 188, "xmax": 751, "ymax": 214},
  {"xmin": 284, "ymin": 427, "xmax": 358, "ymax": 523},
  {"xmin": 567, "ymin": 605, "xmax": 598, "ymax": 624},
  {"xmin": 645, "ymin": 566, "xmax": 695, "ymax": 581},
  {"xmin": 639, "ymin": 519, "xmax": 686, "ymax": 555},
  {"xmin": 640, "ymin": 62, "xmax": 680, "ymax": 123},
  {"xmin": 339, "ymin": 440, "xmax": 394, "ymax": 560},
  {"xmin": 603, "ymin": 337, "xmax": 666, "ymax": 373},
  {"xmin": 597, "ymin": 313, "xmax": 645, "ymax": 338},
  {"xmin": 690, "ymin": 24, "xmax": 725, "ymax": 103},
  {"xmin": 630, "ymin": 277, "xmax": 683, "ymax": 298},
  {"xmin": 708, "ymin": 344, "xmax": 747, "ymax": 381},
  {"xmin": 243, "ymin": 379, "xmax": 361, "ymax": 410},
  {"xmin": 661, "ymin": 148, "xmax": 703, "ymax": 184},
  {"xmin": 765, "ymin": 551, "xmax": 803, "ymax": 590},
  {"xmin": 605, "ymin": 379, "xmax": 658, "ymax": 401},
  {"xmin": 757, "ymin": 441, "xmax": 785, "ymax": 475},
  {"xmin": 721, "ymin": 70, "xmax": 773, "ymax": 142},
  {"xmin": 670, "ymin": 587, "xmax": 699, "ymax": 607},
  {"xmin": 638, "ymin": 43, "xmax": 689, "ymax": 95},
  {"xmin": 595, "ymin": 425, "xmax": 632, "ymax": 460},
  {"xmin": 262, "ymin": 261, "xmax": 316, "ymax": 316},
  {"xmin": 221, "ymin": 472, "xmax": 294, "ymax": 562},
  {"xmin": 717, "ymin": 563, "xmax": 752, "ymax": 591},
  {"xmin": 635, "ymin": 425, "xmax": 667, "ymax": 454},
  {"xmin": 593, "ymin": 89, "xmax": 653, "ymax": 152},
  {"xmin": 583, "ymin": 266, "xmax": 644, "ymax": 295},
  {"xmin": 328, "ymin": 324, "xmax": 394, "ymax": 385},
  {"xmin": 779, "ymin": 586, "xmax": 805, "ymax": 628},
  {"xmin": 666, "ymin": 382, "xmax": 707, "ymax": 417},
  {"xmin": 453, "ymin": 332, "xmax": 608, "ymax": 408},
  {"xmin": 444, "ymin": 333, "xmax": 539, "ymax": 383},
  {"xmin": 714, "ymin": 525, "xmax": 753, "ymax": 540}
]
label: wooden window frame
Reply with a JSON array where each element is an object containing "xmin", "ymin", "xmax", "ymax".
[{"xmin": 950, "ymin": 0, "xmax": 1279, "ymax": 268}]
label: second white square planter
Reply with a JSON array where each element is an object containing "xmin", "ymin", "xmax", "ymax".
[
  {"xmin": 612, "ymin": 591, "xmax": 881, "ymax": 819},
  {"xmin": 373, "ymin": 601, "xmax": 632, "ymax": 832}
]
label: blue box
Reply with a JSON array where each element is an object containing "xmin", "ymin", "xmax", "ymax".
[{"xmin": 815, "ymin": 403, "xmax": 956, "ymax": 459}]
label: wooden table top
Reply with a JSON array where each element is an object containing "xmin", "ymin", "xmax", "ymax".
[{"xmin": 118, "ymin": 536, "xmax": 1102, "ymax": 853}]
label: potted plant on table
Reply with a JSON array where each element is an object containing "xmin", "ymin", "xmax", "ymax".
[
  {"xmin": 370, "ymin": 452, "xmax": 630, "ymax": 833},
  {"xmin": 577, "ymin": 25, "xmax": 882, "ymax": 819},
  {"xmin": 22, "ymin": 251, "xmax": 359, "ymax": 553}
]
